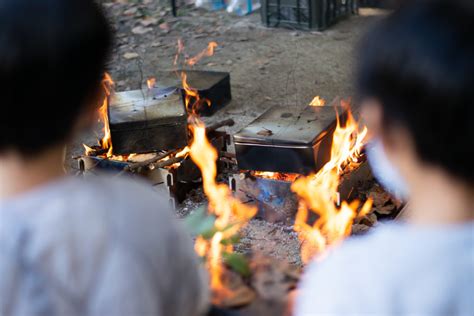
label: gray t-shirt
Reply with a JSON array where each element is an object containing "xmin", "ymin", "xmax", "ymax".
[
  {"xmin": 296, "ymin": 222, "xmax": 474, "ymax": 316},
  {"xmin": 0, "ymin": 175, "xmax": 208, "ymax": 316}
]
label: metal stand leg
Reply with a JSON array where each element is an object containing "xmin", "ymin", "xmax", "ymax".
[{"xmin": 171, "ymin": 0, "xmax": 177, "ymax": 17}]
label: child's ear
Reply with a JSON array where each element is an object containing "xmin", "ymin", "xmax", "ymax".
[
  {"xmin": 74, "ymin": 88, "xmax": 103, "ymax": 133},
  {"xmin": 361, "ymin": 98, "xmax": 383, "ymax": 139}
]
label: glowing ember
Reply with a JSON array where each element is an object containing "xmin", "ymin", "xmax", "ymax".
[
  {"xmin": 252, "ymin": 171, "xmax": 299, "ymax": 182},
  {"xmin": 291, "ymin": 102, "xmax": 372, "ymax": 263},
  {"xmin": 147, "ymin": 77, "xmax": 156, "ymax": 90},
  {"xmin": 309, "ymin": 96, "xmax": 325, "ymax": 106}
]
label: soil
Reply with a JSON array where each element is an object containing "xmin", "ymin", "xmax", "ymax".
[{"xmin": 68, "ymin": 2, "xmax": 389, "ymax": 266}]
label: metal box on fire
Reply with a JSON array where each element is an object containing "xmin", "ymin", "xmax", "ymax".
[
  {"xmin": 108, "ymin": 87, "xmax": 188, "ymax": 155},
  {"xmin": 153, "ymin": 70, "xmax": 232, "ymax": 116},
  {"xmin": 234, "ymin": 105, "xmax": 344, "ymax": 175}
]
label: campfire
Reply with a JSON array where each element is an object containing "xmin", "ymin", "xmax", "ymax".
[{"xmin": 79, "ymin": 40, "xmax": 402, "ymax": 313}]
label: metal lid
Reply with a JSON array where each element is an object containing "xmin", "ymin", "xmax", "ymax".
[
  {"xmin": 233, "ymin": 105, "xmax": 343, "ymax": 147},
  {"xmin": 109, "ymin": 88, "xmax": 186, "ymax": 131},
  {"xmin": 154, "ymin": 70, "xmax": 230, "ymax": 91}
]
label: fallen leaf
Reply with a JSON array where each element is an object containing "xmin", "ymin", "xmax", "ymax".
[
  {"xmin": 140, "ymin": 17, "xmax": 159, "ymax": 27},
  {"xmin": 216, "ymin": 268, "xmax": 256, "ymax": 308},
  {"xmin": 123, "ymin": 7, "xmax": 138, "ymax": 16},
  {"xmin": 352, "ymin": 223, "xmax": 371, "ymax": 235},
  {"xmin": 151, "ymin": 41, "xmax": 163, "ymax": 47},
  {"xmin": 375, "ymin": 203, "xmax": 396, "ymax": 215},
  {"xmin": 159, "ymin": 22, "xmax": 170, "ymax": 31},
  {"xmin": 250, "ymin": 254, "xmax": 300, "ymax": 301},
  {"xmin": 123, "ymin": 52, "xmax": 139, "ymax": 60},
  {"xmin": 257, "ymin": 129, "xmax": 273, "ymax": 136},
  {"xmin": 132, "ymin": 26, "xmax": 153, "ymax": 35}
]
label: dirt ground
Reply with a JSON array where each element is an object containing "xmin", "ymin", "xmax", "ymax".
[{"xmin": 68, "ymin": 2, "xmax": 388, "ymax": 265}]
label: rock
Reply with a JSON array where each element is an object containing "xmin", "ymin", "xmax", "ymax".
[
  {"xmin": 123, "ymin": 52, "xmax": 139, "ymax": 60},
  {"xmin": 226, "ymin": 59, "xmax": 233, "ymax": 65}
]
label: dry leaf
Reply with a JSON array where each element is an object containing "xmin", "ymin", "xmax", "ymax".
[
  {"xmin": 250, "ymin": 254, "xmax": 300, "ymax": 301},
  {"xmin": 132, "ymin": 26, "xmax": 153, "ymax": 35},
  {"xmin": 375, "ymin": 204, "xmax": 396, "ymax": 215},
  {"xmin": 215, "ymin": 268, "xmax": 256, "ymax": 308},
  {"xmin": 123, "ymin": 7, "xmax": 138, "ymax": 16},
  {"xmin": 140, "ymin": 17, "xmax": 159, "ymax": 27},
  {"xmin": 159, "ymin": 22, "xmax": 170, "ymax": 31},
  {"xmin": 123, "ymin": 52, "xmax": 139, "ymax": 60},
  {"xmin": 352, "ymin": 223, "xmax": 371, "ymax": 235},
  {"xmin": 257, "ymin": 129, "xmax": 273, "ymax": 136}
]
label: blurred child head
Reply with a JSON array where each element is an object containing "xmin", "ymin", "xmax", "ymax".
[
  {"xmin": 0, "ymin": 0, "xmax": 112, "ymax": 157},
  {"xmin": 357, "ymin": 0, "xmax": 474, "ymax": 197}
]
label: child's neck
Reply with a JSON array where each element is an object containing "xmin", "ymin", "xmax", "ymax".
[
  {"xmin": 407, "ymin": 167, "xmax": 474, "ymax": 225},
  {"xmin": 0, "ymin": 146, "xmax": 66, "ymax": 200}
]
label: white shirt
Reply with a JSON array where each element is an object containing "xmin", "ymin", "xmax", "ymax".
[
  {"xmin": 295, "ymin": 222, "xmax": 474, "ymax": 316},
  {"xmin": 0, "ymin": 175, "xmax": 208, "ymax": 316}
]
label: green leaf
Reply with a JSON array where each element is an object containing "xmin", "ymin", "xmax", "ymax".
[
  {"xmin": 222, "ymin": 252, "xmax": 251, "ymax": 277},
  {"xmin": 185, "ymin": 206, "xmax": 216, "ymax": 237},
  {"xmin": 220, "ymin": 234, "xmax": 241, "ymax": 246}
]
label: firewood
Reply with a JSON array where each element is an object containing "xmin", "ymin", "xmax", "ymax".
[
  {"xmin": 125, "ymin": 149, "xmax": 176, "ymax": 171},
  {"xmin": 152, "ymin": 156, "xmax": 184, "ymax": 169}
]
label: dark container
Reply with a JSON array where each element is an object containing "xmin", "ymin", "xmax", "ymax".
[
  {"xmin": 153, "ymin": 70, "xmax": 232, "ymax": 116},
  {"xmin": 260, "ymin": 0, "xmax": 358, "ymax": 31},
  {"xmin": 358, "ymin": 0, "xmax": 397, "ymax": 8},
  {"xmin": 234, "ymin": 105, "xmax": 344, "ymax": 174},
  {"xmin": 109, "ymin": 87, "xmax": 188, "ymax": 155}
]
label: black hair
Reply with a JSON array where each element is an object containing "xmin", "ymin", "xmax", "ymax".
[
  {"xmin": 0, "ymin": 0, "xmax": 112, "ymax": 155},
  {"xmin": 357, "ymin": 0, "xmax": 474, "ymax": 184}
]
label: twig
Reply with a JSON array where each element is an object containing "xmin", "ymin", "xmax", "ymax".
[
  {"xmin": 153, "ymin": 156, "xmax": 184, "ymax": 169},
  {"xmin": 125, "ymin": 149, "xmax": 176, "ymax": 171}
]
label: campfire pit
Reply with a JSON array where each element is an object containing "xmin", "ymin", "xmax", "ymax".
[
  {"xmin": 230, "ymin": 103, "xmax": 349, "ymax": 222},
  {"xmin": 80, "ymin": 127, "xmax": 232, "ymax": 205}
]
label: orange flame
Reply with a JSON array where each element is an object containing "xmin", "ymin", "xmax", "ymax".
[
  {"xmin": 252, "ymin": 171, "xmax": 299, "ymax": 182},
  {"xmin": 174, "ymin": 38, "xmax": 185, "ymax": 66},
  {"xmin": 186, "ymin": 41, "xmax": 218, "ymax": 66},
  {"xmin": 98, "ymin": 73, "xmax": 114, "ymax": 157},
  {"xmin": 147, "ymin": 77, "xmax": 156, "ymax": 90},
  {"xmin": 309, "ymin": 96, "xmax": 325, "ymax": 106},
  {"xmin": 189, "ymin": 120, "xmax": 257, "ymax": 301},
  {"xmin": 291, "ymin": 102, "xmax": 371, "ymax": 263},
  {"xmin": 181, "ymin": 72, "xmax": 211, "ymax": 114}
]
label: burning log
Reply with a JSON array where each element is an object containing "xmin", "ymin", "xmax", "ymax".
[{"xmin": 153, "ymin": 156, "xmax": 185, "ymax": 169}]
